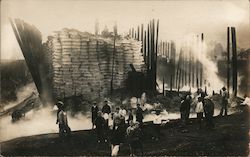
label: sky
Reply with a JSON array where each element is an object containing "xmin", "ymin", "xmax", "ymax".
[{"xmin": 1, "ymin": 0, "xmax": 250, "ymax": 59}]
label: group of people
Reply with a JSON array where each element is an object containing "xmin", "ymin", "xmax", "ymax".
[
  {"xmin": 55, "ymin": 87, "xmax": 229, "ymax": 156},
  {"xmin": 180, "ymin": 87, "xmax": 229, "ymax": 129},
  {"xmin": 91, "ymin": 100, "xmax": 144, "ymax": 156}
]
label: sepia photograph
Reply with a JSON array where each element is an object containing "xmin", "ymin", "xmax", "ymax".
[{"xmin": 0, "ymin": 0, "xmax": 249, "ymax": 156}]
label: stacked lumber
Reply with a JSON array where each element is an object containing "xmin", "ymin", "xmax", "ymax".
[{"xmin": 46, "ymin": 28, "xmax": 144, "ymax": 99}]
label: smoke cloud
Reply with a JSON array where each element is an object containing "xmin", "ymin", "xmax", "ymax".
[
  {"xmin": 1, "ymin": 83, "xmax": 37, "ymax": 111},
  {"xmin": 0, "ymin": 107, "xmax": 92, "ymax": 142}
]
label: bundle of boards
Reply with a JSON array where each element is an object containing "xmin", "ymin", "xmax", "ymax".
[{"xmin": 46, "ymin": 28, "xmax": 145, "ymax": 98}]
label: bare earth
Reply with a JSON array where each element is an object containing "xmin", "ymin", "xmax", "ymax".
[{"xmin": 1, "ymin": 105, "xmax": 249, "ymax": 156}]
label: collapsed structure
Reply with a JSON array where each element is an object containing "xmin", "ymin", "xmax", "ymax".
[
  {"xmin": 44, "ymin": 29, "xmax": 145, "ymax": 99},
  {"xmin": 10, "ymin": 19, "xmax": 159, "ymax": 103}
]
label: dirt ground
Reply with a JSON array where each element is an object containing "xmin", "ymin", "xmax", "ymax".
[{"xmin": 1, "ymin": 105, "xmax": 249, "ymax": 156}]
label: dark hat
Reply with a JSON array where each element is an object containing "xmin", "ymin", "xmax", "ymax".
[{"xmin": 56, "ymin": 101, "xmax": 64, "ymax": 106}]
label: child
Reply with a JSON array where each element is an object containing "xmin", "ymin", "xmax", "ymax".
[{"xmin": 126, "ymin": 121, "xmax": 143, "ymax": 156}]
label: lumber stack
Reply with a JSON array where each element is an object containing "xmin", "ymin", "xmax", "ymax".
[{"xmin": 46, "ymin": 28, "xmax": 144, "ymax": 98}]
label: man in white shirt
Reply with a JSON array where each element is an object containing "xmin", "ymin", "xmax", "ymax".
[{"xmin": 195, "ymin": 97, "xmax": 204, "ymax": 129}]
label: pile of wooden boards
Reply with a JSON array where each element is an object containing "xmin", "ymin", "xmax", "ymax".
[{"xmin": 46, "ymin": 28, "xmax": 145, "ymax": 99}]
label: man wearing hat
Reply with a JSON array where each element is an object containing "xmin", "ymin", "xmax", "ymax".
[
  {"xmin": 220, "ymin": 87, "xmax": 228, "ymax": 116},
  {"xmin": 102, "ymin": 99, "xmax": 111, "ymax": 127},
  {"xmin": 56, "ymin": 101, "xmax": 71, "ymax": 137},
  {"xmin": 136, "ymin": 103, "xmax": 143, "ymax": 128},
  {"xmin": 91, "ymin": 101, "xmax": 99, "ymax": 129}
]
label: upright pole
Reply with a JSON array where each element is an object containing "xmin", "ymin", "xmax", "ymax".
[
  {"xmin": 231, "ymin": 27, "xmax": 237, "ymax": 97},
  {"xmin": 200, "ymin": 33, "xmax": 204, "ymax": 88},
  {"xmin": 111, "ymin": 26, "xmax": 116, "ymax": 94},
  {"xmin": 227, "ymin": 27, "xmax": 230, "ymax": 96},
  {"xmin": 155, "ymin": 19, "xmax": 159, "ymax": 91},
  {"xmin": 163, "ymin": 77, "xmax": 165, "ymax": 96}
]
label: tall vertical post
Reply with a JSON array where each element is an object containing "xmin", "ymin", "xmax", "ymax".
[
  {"xmin": 170, "ymin": 75, "xmax": 173, "ymax": 92},
  {"xmin": 144, "ymin": 30, "xmax": 147, "ymax": 63},
  {"xmin": 163, "ymin": 77, "xmax": 165, "ymax": 96},
  {"xmin": 231, "ymin": 27, "xmax": 237, "ymax": 97},
  {"xmin": 147, "ymin": 24, "xmax": 150, "ymax": 73},
  {"xmin": 227, "ymin": 27, "xmax": 230, "ymax": 96},
  {"xmin": 137, "ymin": 25, "xmax": 140, "ymax": 41},
  {"xmin": 155, "ymin": 19, "xmax": 159, "ymax": 91},
  {"xmin": 196, "ymin": 35, "xmax": 199, "ymax": 89},
  {"xmin": 200, "ymin": 33, "xmax": 203, "ymax": 88},
  {"xmin": 132, "ymin": 28, "xmax": 134, "ymax": 39},
  {"xmin": 110, "ymin": 25, "xmax": 116, "ymax": 94}
]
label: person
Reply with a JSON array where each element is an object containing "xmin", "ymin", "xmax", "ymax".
[
  {"xmin": 91, "ymin": 101, "xmax": 99, "ymax": 129},
  {"xmin": 126, "ymin": 121, "xmax": 143, "ymax": 156},
  {"xmin": 203, "ymin": 96, "xmax": 215, "ymax": 129},
  {"xmin": 119, "ymin": 105, "xmax": 127, "ymax": 124},
  {"xmin": 180, "ymin": 95, "xmax": 191, "ymax": 125},
  {"xmin": 102, "ymin": 100, "xmax": 111, "ymax": 127},
  {"xmin": 220, "ymin": 87, "xmax": 228, "ymax": 116},
  {"xmin": 56, "ymin": 101, "xmax": 71, "ymax": 138},
  {"xmin": 113, "ymin": 107, "xmax": 122, "ymax": 128},
  {"xmin": 195, "ymin": 97, "xmax": 204, "ymax": 129},
  {"xmin": 94, "ymin": 111, "xmax": 106, "ymax": 143},
  {"xmin": 141, "ymin": 92, "xmax": 147, "ymax": 106},
  {"xmin": 135, "ymin": 103, "xmax": 143, "ymax": 128},
  {"xmin": 127, "ymin": 109, "xmax": 133, "ymax": 124},
  {"xmin": 110, "ymin": 118, "xmax": 126, "ymax": 156},
  {"xmin": 152, "ymin": 110, "xmax": 163, "ymax": 140}
]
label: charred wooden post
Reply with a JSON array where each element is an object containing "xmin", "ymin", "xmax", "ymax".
[
  {"xmin": 184, "ymin": 50, "xmax": 187, "ymax": 86},
  {"xmin": 147, "ymin": 24, "xmax": 150, "ymax": 73},
  {"xmin": 177, "ymin": 50, "xmax": 183, "ymax": 93},
  {"xmin": 170, "ymin": 75, "xmax": 173, "ymax": 93},
  {"xmin": 231, "ymin": 27, "xmax": 237, "ymax": 97},
  {"xmin": 188, "ymin": 48, "xmax": 191, "ymax": 87},
  {"xmin": 196, "ymin": 35, "xmax": 199, "ymax": 89},
  {"xmin": 110, "ymin": 25, "xmax": 117, "ymax": 94},
  {"xmin": 144, "ymin": 30, "xmax": 147, "ymax": 63},
  {"xmin": 227, "ymin": 27, "xmax": 230, "ymax": 96},
  {"xmin": 155, "ymin": 19, "xmax": 159, "ymax": 91},
  {"xmin": 9, "ymin": 18, "xmax": 53, "ymax": 104},
  {"xmin": 137, "ymin": 25, "xmax": 140, "ymax": 41},
  {"xmin": 132, "ymin": 28, "xmax": 135, "ymax": 39},
  {"xmin": 163, "ymin": 77, "xmax": 165, "ymax": 95},
  {"xmin": 150, "ymin": 20, "xmax": 155, "ymax": 90},
  {"xmin": 200, "ymin": 33, "xmax": 204, "ymax": 88}
]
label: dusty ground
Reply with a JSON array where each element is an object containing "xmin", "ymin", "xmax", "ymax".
[{"xmin": 1, "ymin": 105, "xmax": 249, "ymax": 156}]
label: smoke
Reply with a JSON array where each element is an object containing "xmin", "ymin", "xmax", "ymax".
[
  {"xmin": 1, "ymin": 83, "xmax": 37, "ymax": 111},
  {"xmin": 175, "ymin": 34, "xmax": 224, "ymax": 94},
  {"xmin": 0, "ymin": 107, "xmax": 92, "ymax": 142}
]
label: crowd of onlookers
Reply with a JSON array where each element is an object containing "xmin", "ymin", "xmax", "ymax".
[{"xmin": 55, "ymin": 86, "xmax": 230, "ymax": 156}]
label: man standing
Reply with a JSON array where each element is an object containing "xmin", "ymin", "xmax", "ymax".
[
  {"xmin": 136, "ymin": 103, "xmax": 143, "ymax": 128},
  {"xmin": 110, "ymin": 117, "xmax": 126, "ymax": 156},
  {"xmin": 195, "ymin": 97, "xmax": 204, "ymax": 129},
  {"xmin": 91, "ymin": 101, "xmax": 99, "ymax": 129},
  {"xmin": 102, "ymin": 100, "xmax": 111, "ymax": 127},
  {"xmin": 56, "ymin": 101, "xmax": 71, "ymax": 138},
  {"xmin": 94, "ymin": 111, "xmax": 106, "ymax": 143},
  {"xmin": 203, "ymin": 96, "xmax": 215, "ymax": 129},
  {"xmin": 180, "ymin": 95, "xmax": 191, "ymax": 125},
  {"xmin": 220, "ymin": 87, "xmax": 228, "ymax": 116}
]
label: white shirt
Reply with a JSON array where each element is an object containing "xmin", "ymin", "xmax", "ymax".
[
  {"xmin": 195, "ymin": 102, "xmax": 204, "ymax": 113},
  {"xmin": 119, "ymin": 109, "xmax": 127, "ymax": 117}
]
